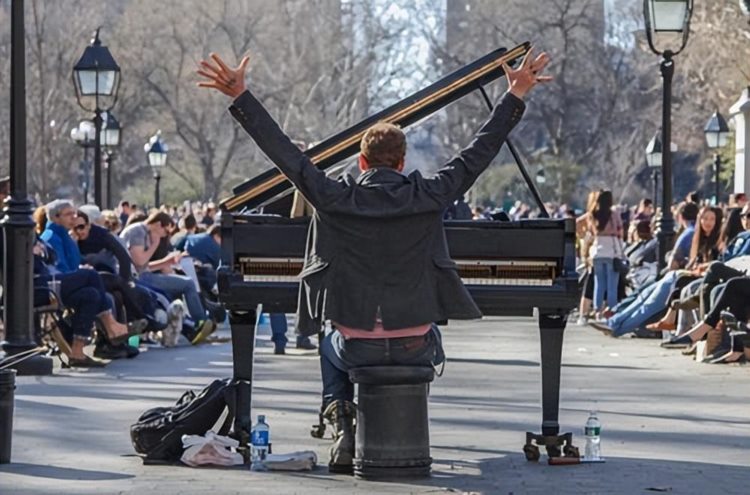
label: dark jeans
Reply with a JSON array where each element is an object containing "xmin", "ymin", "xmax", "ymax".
[
  {"xmin": 700, "ymin": 261, "xmax": 745, "ymax": 315},
  {"xmin": 58, "ymin": 269, "xmax": 111, "ymax": 339},
  {"xmin": 269, "ymin": 313, "xmax": 288, "ymax": 348},
  {"xmin": 705, "ymin": 276, "xmax": 750, "ymax": 327},
  {"xmin": 99, "ymin": 273, "xmax": 146, "ymax": 321},
  {"xmin": 320, "ymin": 325, "xmax": 444, "ymax": 406}
]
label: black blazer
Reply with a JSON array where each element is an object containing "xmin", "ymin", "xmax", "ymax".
[{"xmin": 229, "ymin": 90, "xmax": 525, "ymax": 335}]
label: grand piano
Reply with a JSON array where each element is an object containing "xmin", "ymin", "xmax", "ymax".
[{"xmin": 218, "ymin": 42, "xmax": 581, "ymax": 461}]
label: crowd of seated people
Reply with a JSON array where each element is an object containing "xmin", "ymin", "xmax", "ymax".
[
  {"xmin": 0, "ymin": 197, "xmax": 233, "ymax": 367},
  {"xmin": 579, "ymin": 190, "xmax": 750, "ymax": 364}
]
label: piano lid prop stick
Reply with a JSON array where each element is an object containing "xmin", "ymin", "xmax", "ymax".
[{"xmin": 476, "ymin": 85, "xmax": 550, "ymax": 219}]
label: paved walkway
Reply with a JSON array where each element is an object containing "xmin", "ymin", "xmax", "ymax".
[{"xmin": 1, "ymin": 317, "xmax": 748, "ymax": 494}]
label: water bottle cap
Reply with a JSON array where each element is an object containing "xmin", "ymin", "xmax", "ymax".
[{"xmin": 258, "ymin": 414, "xmax": 265, "ymax": 422}]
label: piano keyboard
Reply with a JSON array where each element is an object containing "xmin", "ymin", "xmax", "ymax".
[{"xmin": 239, "ymin": 258, "xmax": 557, "ymax": 286}]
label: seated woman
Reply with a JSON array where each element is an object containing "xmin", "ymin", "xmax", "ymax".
[
  {"xmin": 591, "ymin": 206, "xmax": 722, "ymax": 337},
  {"xmin": 33, "ymin": 240, "xmax": 142, "ymax": 367}
]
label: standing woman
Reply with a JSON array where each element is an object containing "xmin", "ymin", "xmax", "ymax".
[
  {"xmin": 587, "ymin": 190, "xmax": 623, "ymax": 319},
  {"xmin": 576, "ymin": 190, "xmax": 599, "ymax": 324}
]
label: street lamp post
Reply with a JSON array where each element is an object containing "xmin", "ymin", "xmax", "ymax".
[
  {"xmin": 646, "ymin": 131, "xmax": 663, "ymax": 206},
  {"xmin": 100, "ymin": 112, "xmax": 121, "ymax": 209},
  {"xmin": 643, "ymin": 0, "xmax": 694, "ymax": 272},
  {"xmin": 145, "ymin": 131, "xmax": 168, "ymax": 208},
  {"xmin": 70, "ymin": 119, "xmax": 95, "ymax": 204},
  {"xmin": 1, "ymin": 0, "xmax": 53, "ymax": 375},
  {"xmin": 704, "ymin": 111, "xmax": 730, "ymax": 205},
  {"xmin": 72, "ymin": 28, "xmax": 120, "ymax": 208}
]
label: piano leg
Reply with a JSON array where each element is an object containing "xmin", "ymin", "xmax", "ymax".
[
  {"xmin": 229, "ymin": 308, "xmax": 257, "ymax": 463},
  {"xmin": 523, "ymin": 311, "xmax": 579, "ymax": 461}
]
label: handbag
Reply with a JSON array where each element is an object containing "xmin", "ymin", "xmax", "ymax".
[{"xmin": 613, "ymin": 237, "xmax": 630, "ymax": 275}]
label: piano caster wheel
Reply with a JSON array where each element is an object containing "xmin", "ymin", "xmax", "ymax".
[
  {"xmin": 523, "ymin": 443, "xmax": 541, "ymax": 462},
  {"xmin": 563, "ymin": 444, "xmax": 580, "ymax": 458},
  {"xmin": 545, "ymin": 445, "xmax": 562, "ymax": 458}
]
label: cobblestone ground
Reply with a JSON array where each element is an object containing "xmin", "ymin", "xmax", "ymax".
[{"xmin": 1, "ymin": 316, "xmax": 748, "ymax": 494}]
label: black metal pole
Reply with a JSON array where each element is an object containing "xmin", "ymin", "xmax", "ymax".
[
  {"xmin": 82, "ymin": 145, "xmax": 90, "ymax": 204},
  {"xmin": 655, "ymin": 51, "xmax": 676, "ymax": 273},
  {"xmin": 652, "ymin": 169, "xmax": 659, "ymax": 207},
  {"xmin": 714, "ymin": 154, "xmax": 721, "ymax": 206},
  {"xmin": 154, "ymin": 173, "xmax": 161, "ymax": 208},
  {"xmin": 1, "ymin": 0, "xmax": 53, "ymax": 375},
  {"xmin": 105, "ymin": 152, "xmax": 113, "ymax": 209},
  {"xmin": 93, "ymin": 109, "xmax": 103, "ymax": 207}
]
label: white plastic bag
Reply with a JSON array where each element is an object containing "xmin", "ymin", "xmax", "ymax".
[
  {"xmin": 180, "ymin": 430, "xmax": 244, "ymax": 467},
  {"xmin": 262, "ymin": 451, "xmax": 318, "ymax": 471}
]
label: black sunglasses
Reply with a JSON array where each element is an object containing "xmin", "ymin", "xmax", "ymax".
[{"xmin": 73, "ymin": 224, "xmax": 87, "ymax": 231}]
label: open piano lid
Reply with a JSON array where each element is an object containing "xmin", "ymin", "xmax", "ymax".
[{"xmin": 220, "ymin": 42, "xmax": 532, "ymax": 215}]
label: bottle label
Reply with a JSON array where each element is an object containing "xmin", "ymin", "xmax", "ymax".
[
  {"xmin": 585, "ymin": 426, "xmax": 601, "ymax": 436},
  {"xmin": 251, "ymin": 430, "xmax": 269, "ymax": 446}
]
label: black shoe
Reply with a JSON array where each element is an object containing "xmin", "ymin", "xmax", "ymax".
[
  {"xmin": 94, "ymin": 342, "xmax": 129, "ymax": 360},
  {"xmin": 125, "ymin": 344, "xmax": 140, "ymax": 359},
  {"xmin": 296, "ymin": 337, "xmax": 317, "ymax": 350},
  {"xmin": 68, "ymin": 355, "xmax": 107, "ymax": 368},
  {"xmin": 204, "ymin": 300, "xmax": 227, "ymax": 323},
  {"xmin": 661, "ymin": 334, "xmax": 694, "ymax": 349},
  {"xmin": 274, "ymin": 345, "xmax": 286, "ymax": 355},
  {"xmin": 181, "ymin": 324, "xmax": 198, "ymax": 343},
  {"xmin": 701, "ymin": 346, "xmax": 732, "ymax": 363}
]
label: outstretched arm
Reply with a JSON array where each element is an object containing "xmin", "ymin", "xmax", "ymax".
[
  {"xmin": 196, "ymin": 53, "xmax": 344, "ymax": 209},
  {"xmin": 425, "ymin": 49, "xmax": 552, "ymax": 206}
]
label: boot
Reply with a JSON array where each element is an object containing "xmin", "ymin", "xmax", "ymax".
[{"xmin": 322, "ymin": 400, "xmax": 356, "ymax": 474}]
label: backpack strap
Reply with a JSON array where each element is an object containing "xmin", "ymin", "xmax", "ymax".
[{"xmin": 217, "ymin": 380, "xmax": 238, "ymax": 437}]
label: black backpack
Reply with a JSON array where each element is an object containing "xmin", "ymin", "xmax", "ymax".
[{"xmin": 130, "ymin": 378, "xmax": 237, "ymax": 464}]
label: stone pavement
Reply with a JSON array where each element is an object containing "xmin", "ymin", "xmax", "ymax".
[{"xmin": 1, "ymin": 316, "xmax": 748, "ymax": 495}]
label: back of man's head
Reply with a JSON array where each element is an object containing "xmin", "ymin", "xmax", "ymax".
[
  {"xmin": 359, "ymin": 123, "xmax": 406, "ymax": 170},
  {"xmin": 180, "ymin": 213, "xmax": 197, "ymax": 231},
  {"xmin": 679, "ymin": 202, "xmax": 699, "ymax": 223}
]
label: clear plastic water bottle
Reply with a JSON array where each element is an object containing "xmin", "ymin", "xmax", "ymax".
[
  {"xmin": 584, "ymin": 411, "xmax": 602, "ymax": 460},
  {"xmin": 250, "ymin": 414, "xmax": 270, "ymax": 470}
]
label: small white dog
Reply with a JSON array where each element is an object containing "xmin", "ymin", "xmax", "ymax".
[{"xmin": 162, "ymin": 299, "xmax": 186, "ymax": 347}]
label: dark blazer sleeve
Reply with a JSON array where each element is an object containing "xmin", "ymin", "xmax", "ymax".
[
  {"xmin": 424, "ymin": 92, "xmax": 526, "ymax": 205},
  {"xmin": 229, "ymin": 91, "xmax": 346, "ymax": 209},
  {"xmin": 104, "ymin": 232, "xmax": 134, "ymax": 281}
]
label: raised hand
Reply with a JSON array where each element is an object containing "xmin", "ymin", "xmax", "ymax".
[
  {"xmin": 502, "ymin": 48, "xmax": 552, "ymax": 100},
  {"xmin": 196, "ymin": 53, "xmax": 250, "ymax": 99}
]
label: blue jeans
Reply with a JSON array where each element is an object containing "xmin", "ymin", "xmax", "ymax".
[
  {"xmin": 593, "ymin": 258, "xmax": 620, "ymax": 311},
  {"xmin": 138, "ymin": 271, "xmax": 205, "ymax": 322},
  {"xmin": 269, "ymin": 313, "xmax": 288, "ymax": 348},
  {"xmin": 608, "ymin": 271, "xmax": 677, "ymax": 336},
  {"xmin": 320, "ymin": 325, "xmax": 444, "ymax": 406}
]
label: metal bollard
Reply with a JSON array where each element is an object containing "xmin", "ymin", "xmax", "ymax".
[
  {"xmin": 349, "ymin": 366, "xmax": 434, "ymax": 480},
  {"xmin": 0, "ymin": 369, "xmax": 17, "ymax": 464}
]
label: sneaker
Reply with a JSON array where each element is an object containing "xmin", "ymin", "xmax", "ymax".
[
  {"xmin": 191, "ymin": 319, "xmax": 217, "ymax": 345},
  {"xmin": 296, "ymin": 337, "xmax": 317, "ymax": 350},
  {"xmin": 576, "ymin": 316, "xmax": 588, "ymax": 326}
]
